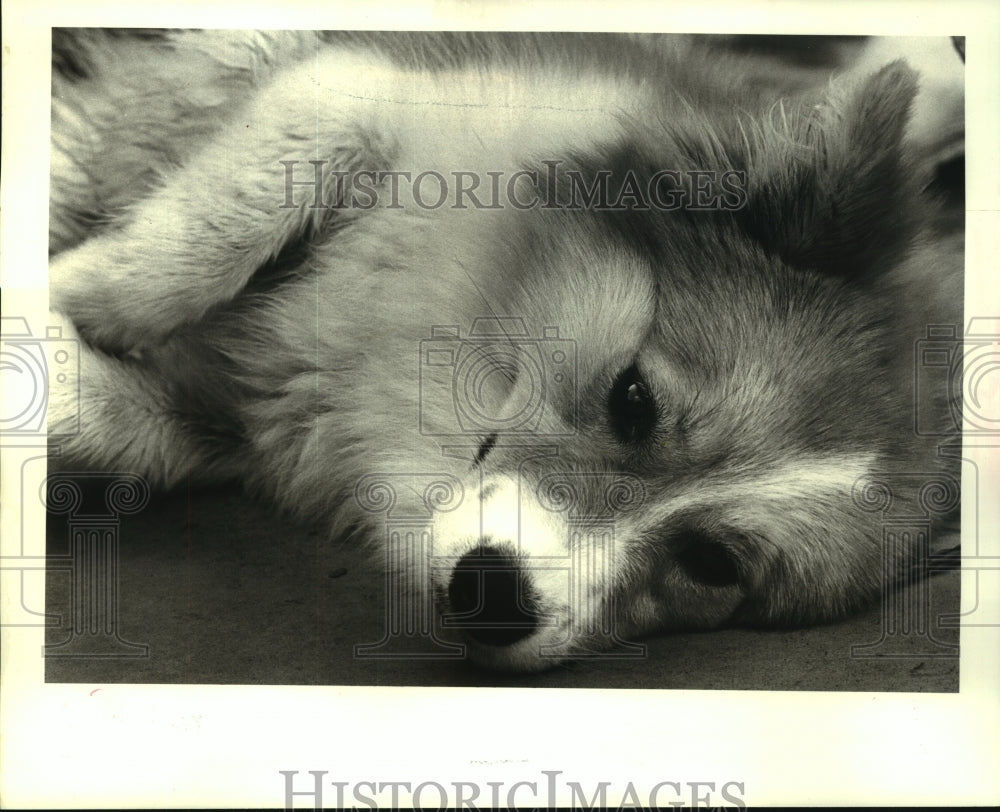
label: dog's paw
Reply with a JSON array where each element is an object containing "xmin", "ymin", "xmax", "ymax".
[{"xmin": 49, "ymin": 243, "xmax": 169, "ymax": 353}]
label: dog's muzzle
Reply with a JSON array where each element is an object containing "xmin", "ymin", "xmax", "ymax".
[
  {"xmin": 446, "ymin": 544, "xmax": 539, "ymax": 646},
  {"xmin": 430, "ymin": 472, "xmax": 634, "ymax": 668}
]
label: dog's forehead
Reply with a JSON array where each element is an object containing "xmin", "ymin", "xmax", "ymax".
[{"xmin": 471, "ymin": 205, "xmax": 660, "ymax": 349}]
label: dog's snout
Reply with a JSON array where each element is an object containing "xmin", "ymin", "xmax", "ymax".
[{"xmin": 447, "ymin": 544, "xmax": 539, "ymax": 646}]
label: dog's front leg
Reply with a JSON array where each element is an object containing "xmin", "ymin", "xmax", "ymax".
[
  {"xmin": 49, "ymin": 54, "xmax": 398, "ymax": 353},
  {"xmin": 45, "ymin": 309, "xmax": 241, "ymax": 486}
]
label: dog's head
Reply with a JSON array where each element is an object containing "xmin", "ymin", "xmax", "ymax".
[{"xmin": 412, "ymin": 61, "xmax": 958, "ymax": 671}]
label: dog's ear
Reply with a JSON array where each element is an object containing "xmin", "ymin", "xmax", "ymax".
[{"xmin": 738, "ymin": 61, "xmax": 926, "ymax": 279}]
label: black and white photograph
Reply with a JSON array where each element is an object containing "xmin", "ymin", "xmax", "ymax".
[{"xmin": 2, "ymin": 1, "xmax": 998, "ymax": 809}]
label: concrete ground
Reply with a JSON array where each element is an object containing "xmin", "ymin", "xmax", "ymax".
[{"xmin": 45, "ymin": 483, "xmax": 960, "ymax": 691}]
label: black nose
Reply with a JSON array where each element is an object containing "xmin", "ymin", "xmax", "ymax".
[{"xmin": 447, "ymin": 544, "xmax": 539, "ymax": 646}]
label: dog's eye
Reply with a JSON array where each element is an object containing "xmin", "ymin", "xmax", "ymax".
[
  {"xmin": 609, "ymin": 364, "xmax": 657, "ymax": 442},
  {"xmin": 675, "ymin": 531, "xmax": 740, "ymax": 587}
]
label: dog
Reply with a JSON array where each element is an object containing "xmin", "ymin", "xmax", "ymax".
[{"xmin": 47, "ymin": 31, "xmax": 962, "ymax": 672}]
